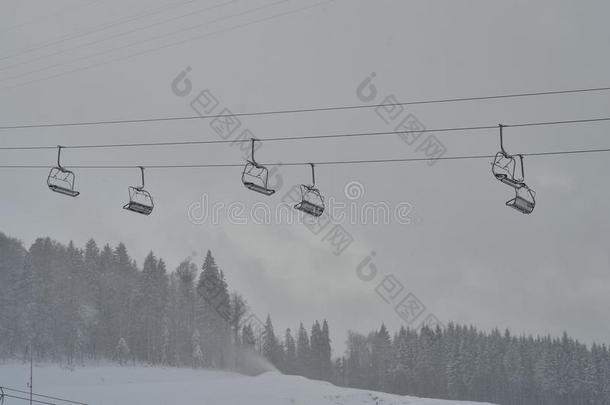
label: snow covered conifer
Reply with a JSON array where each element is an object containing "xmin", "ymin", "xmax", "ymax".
[
  {"xmin": 115, "ymin": 337, "xmax": 130, "ymax": 365},
  {"xmin": 192, "ymin": 329, "xmax": 204, "ymax": 368},
  {"xmin": 284, "ymin": 328, "xmax": 297, "ymax": 374}
]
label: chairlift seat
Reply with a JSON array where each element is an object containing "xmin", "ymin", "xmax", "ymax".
[
  {"xmin": 124, "ymin": 186, "xmax": 154, "ymax": 216},
  {"xmin": 506, "ymin": 196, "xmax": 535, "ymax": 214},
  {"xmin": 496, "ymin": 174, "xmax": 524, "ymax": 189},
  {"xmin": 244, "ymin": 181, "xmax": 276, "ymax": 196},
  {"xmin": 294, "ymin": 184, "xmax": 325, "ymax": 217},
  {"xmin": 492, "ymin": 152, "xmax": 523, "ymax": 188},
  {"xmin": 47, "ymin": 167, "xmax": 80, "ymax": 197},
  {"xmin": 295, "ymin": 200, "xmax": 324, "ymax": 217},
  {"xmin": 48, "ymin": 184, "xmax": 80, "ymax": 197},
  {"xmin": 242, "ymin": 161, "xmax": 275, "ymax": 196},
  {"xmin": 123, "ymin": 201, "xmax": 153, "ymax": 215},
  {"xmin": 506, "ymin": 185, "xmax": 536, "ymax": 215}
]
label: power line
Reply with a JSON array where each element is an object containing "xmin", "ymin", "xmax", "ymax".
[
  {"xmin": 1, "ymin": 393, "xmax": 56, "ymax": 405},
  {"xmin": 0, "ymin": 0, "xmax": 238, "ymax": 74},
  {"xmin": 0, "ymin": 147, "xmax": 608, "ymax": 170},
  {"xmin": 1, "ymin": 116, "xmax": 609, "ymax": 150},
  {"xmin": 1, "ymin": 88, "xmax": 610, "ymax": 130},
  {"xmin": 0, "ymin": 0, "xmax": 302, "ymax": 85},
  {"xmin": 0, "ymin": 0, "xmax": 334, "ymax": 93},
  {"xmin": 0, "ymin": 0, "xmax": 100, "ymax": 35},
  {"xmin": 0, "ymin": 388, "xmax": 87, "ymax": 405},
  {"xmin": 1, "ymin": 387, "xmax": 86, "ymax": 405},
  {"xmin": 0, "ymin": 0, "xmax": 201, "ymax": 63}
]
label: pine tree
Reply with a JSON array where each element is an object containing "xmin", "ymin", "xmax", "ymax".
[
  {"xmin": 137, "ymin": 252, "xmax": 169, "ymax": 364},
  {"xmin": 262, "ymin": 315, "xmax": 282, "ymax": 369},
  {"xmin": 321, "ymin": 320, "xmax": 332, "ymax": 381},
  {"xmin": 504, "ymin": 335, "xmax": 524, "ymax": 402},
  {"xmin": 447, "ymin": 345, "xmax": 463, "ymax": 399},
  {"xmin": 345, "ymin": 331, "xmax": 370, "ymax": 389},
  {"xmin": 296, "ymin": 323, "xmax": 311, "ymax": 377},
  {"xmin": 115, "ymin": 337, "xmax": 130, "ymax": 365},
  {"xmin": 284, "ymin": 328, "xmax": 297, "ymax": 374},
  {"xmin": 333, "ymin": 357, "xmax": 346, "ymax": 386},
  {"xmin": 73, "ymin": 326, "xmax": 86, "ymax": 366},
  {"xmin": 0, "ymin": 233, "xmax": 27, "ymax": 358},
  {"xmin": 175, "ymin": 260, "xmax": 197, "ymax": 365},
  {"xmin": 96, "ymin": 244, "xmax": 117, "ymax": 358},
  {"xmin": 371, "ymin": 324, "xmax": 392, "ymax": 391},
  {"xmin": 242, "ymin": 324, "xmax": 256, "ymax": 350},
  {"xmin": 310, "ymin": 321, "xmax": 322, "ymax": 378},
  {"xmin": 230, "ymin": 293, "xmax": 248, "ymax": 347},
  {"xmin": 192, "ymin": 329, "xmax": 204, "ymax": 368},
  {"xmin": 196, "ymin": 250, "xmax": 230, "ymax": 368},
  {"xmin": 113, "ymin": 243, "xmax": 138, "ymax": 360},
  {"xmin": 161, "ymin": 316, "xmax": 171, "ymax": 365}
]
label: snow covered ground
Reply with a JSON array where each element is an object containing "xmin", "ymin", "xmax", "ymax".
[{"xmin": 0, "ymin": 363, "xmax": 495, "ymax": 405}]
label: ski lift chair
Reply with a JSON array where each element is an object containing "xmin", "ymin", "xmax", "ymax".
[
  {"xmin": 506, "ymin": 183, "xmax": 536, "ymax": 214},
  {"xmin": 491, "ymin": 125, "xmax": 524, "ymax": 188},
  {"xmin": 242, "ymin": 139, "xmax": 275, "ymax": 196},
  {"xmin": 47, "ymin": 146, "xmax": 80, "ymax": 197},
  {"xmin": 294, "ymin": 163, "xmax": 325, "ymax": 217},
  {"xmin": 492, "ymin": 152, "xmax": 523, "ymax": 188},
  {"xmin": 123, "ymin": 167, "xmax": 154, "ymax": 215}
]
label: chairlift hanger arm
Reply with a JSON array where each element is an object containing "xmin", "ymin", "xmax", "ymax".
[
  {"xmin": 56, "ymin": 145, "xmax": 64, "ymax": 169},
  {"xmin": 250, "ymin": 138, "xmax": 257, "ymax": 164},
  {"xmin": 310, "ymin": 163, "xmax": 316, "ymax": 187},
  {"xmin": 139, "ymin": 166, "xmax": 145, "ymax": 189},
  {"xmin": 518, "ymin": 154, "xmax": 525, "ymax": 179},
  {"xmin": 498, "ymin": 124, "xmax": 507, "ymax": 155}
]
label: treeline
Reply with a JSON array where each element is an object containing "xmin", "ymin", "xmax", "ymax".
[
  {"xmin": 332, "ymin": 324, "xmax": 610, "ymax": 405},
  {"xmin": 1, "ymin": 232, "xmax": 609, "ymax": 405},
  {"xmin": 0, "ymin": 232, "xmax": 261, "ymax": 371},
  {"xmin": 0, "ymin": 232, "xmax": 333, "ymax": 376},
  {"xmin": 260, "ymin": 318, "xmax": 333, "ymax": 379},
  {"xmin": 259, "ymin": 319, "xmax": 610, "ymax": 405}
]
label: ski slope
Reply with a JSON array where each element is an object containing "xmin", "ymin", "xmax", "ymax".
[{"xmin": 0, "ymin": 363, "xmax": 496, "ymax": 405}]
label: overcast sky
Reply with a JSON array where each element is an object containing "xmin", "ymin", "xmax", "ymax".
[{"xmin": 1, "ymin": 0, "xmax": 609, "ymax": 355}]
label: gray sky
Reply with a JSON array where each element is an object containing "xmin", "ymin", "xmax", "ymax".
[{"xmin": 1, "ymin": 0, "xmax": 609, "ymax": 355}]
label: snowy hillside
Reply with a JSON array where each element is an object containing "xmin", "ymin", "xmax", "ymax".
[{"xmin": 0, "ymin": 363, "xmax": 495, "ymax": 405}]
